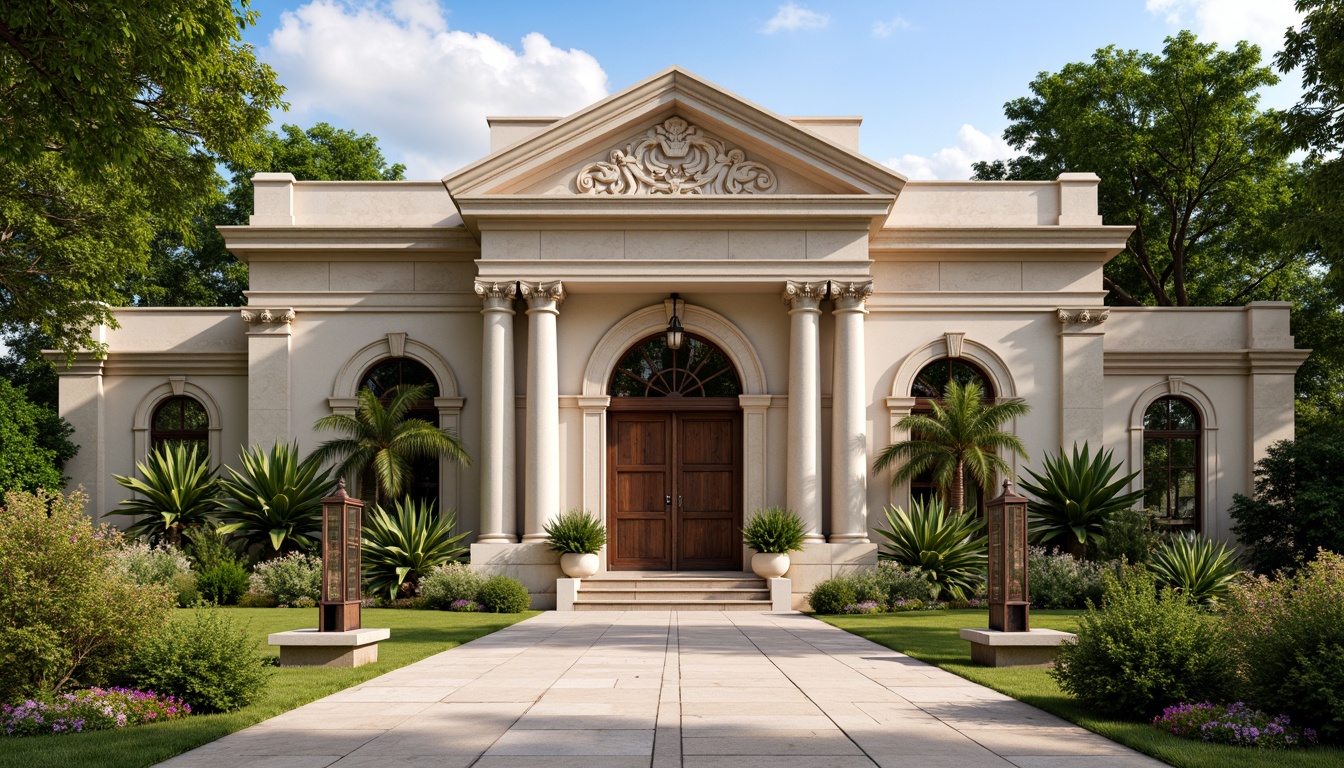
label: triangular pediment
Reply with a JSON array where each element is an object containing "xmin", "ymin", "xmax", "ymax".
[{"xmin": 443, "ymin": 67, "xmax": 907, "ymax": 200}]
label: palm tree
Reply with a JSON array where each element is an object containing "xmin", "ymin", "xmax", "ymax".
[
  {"xmin": 311, "ymin": 384, "xmax": 470, "ymax": 505},
  {"xmin": 874, "ymin": 380, "xmax": 1030, "ymax": 513}
]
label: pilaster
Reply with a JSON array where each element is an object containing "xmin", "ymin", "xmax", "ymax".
[
  {"xmin": 1057, "ymin": 308, "xmax": 1107, "ymax": 449},
  {"xmin": 243, "ymin": 308, "xmax": 296, "ymax": 448}
]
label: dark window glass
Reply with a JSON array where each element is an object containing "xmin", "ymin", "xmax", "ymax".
[
  {"xmin": 358, "ymin": 358, "xmax": 441, "ymax": 506},
  {"xmin": 908, "ymin": 358, "xmax": 995, "ymax": 513},
  {"xmin": 150, "ymin": 396, "xmax": 209, "ymax": 455},
  {"xmin": 609, "ymin": 334, "xmax": 742, "ymax": 398},
  {"xmin": 1142, "ymin": 397, "xmax": 1201, "ymax": 533}
]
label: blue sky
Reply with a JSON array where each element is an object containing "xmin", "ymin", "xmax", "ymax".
[{"xmin": 238, "ymin": 0, "xmax": 1308, "ymax": 179}]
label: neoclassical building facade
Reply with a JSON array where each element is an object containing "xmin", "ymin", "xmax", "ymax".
[{"xmin": 54, "ymin": 68, "xmax": 1307, "ymax": 607}]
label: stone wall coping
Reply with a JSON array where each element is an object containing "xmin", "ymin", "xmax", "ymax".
[
  {"xmin": 268, "ymin": 628, "xmax": 390, "ymax": 647},
  {"xmin": 959, "ymin": 628, "xmax": 1076, "ymax": 646}
]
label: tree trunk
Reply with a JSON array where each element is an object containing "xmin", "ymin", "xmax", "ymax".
[{"xmin": 951, "ymin": 458, "xmax": 966, "ymax": 513}]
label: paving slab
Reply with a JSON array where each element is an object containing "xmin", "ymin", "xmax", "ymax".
[{"xmin": 154, "ymin": 611, "xmax": 1167, "ymax": 767}]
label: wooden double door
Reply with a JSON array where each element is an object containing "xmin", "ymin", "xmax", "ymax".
[{"xmin": 607, "ymin": 408, "xmax": 742, "ymax": 570}]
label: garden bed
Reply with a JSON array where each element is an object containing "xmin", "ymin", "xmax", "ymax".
[
  {"xmin": 822, "ymin": 609, "xmax": 1343, "ymax": 768},
  {"xmin": 0, "ymin": 607, "xmax": 537, "ymax": 768}
]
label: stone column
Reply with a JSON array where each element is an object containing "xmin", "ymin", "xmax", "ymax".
[
  {"xmin": 1057, "ymin": 308, "xmax": 1108, "ymax": 450},
  {"xmin": 783, "ymin": 281, "xmax": 826, "ymax": 542},
  {"xmin": 829, "ymin": 280, "xmax": 873, "ymax": 542},
  {"xmin": 521, "ymin": 281, "xmax": 565, "ymax": 541},
  {"xmin": 475, "ymin": 281, "xmax": 518, "ymax": 543},
  {"xmin": 243, "ymin": 308, "xmax": 296, "ymax": 447}
]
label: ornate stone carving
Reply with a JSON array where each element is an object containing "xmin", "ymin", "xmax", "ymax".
[
  {"xmin": 1056, "ymin": 308, "xmax": 1109, "ymax": 325},
  {"xmin": 520, "ymin": 281, "xmax": 566, "ymax": 308},
  {"xmin": 782, "ymin": 280, "xmax": 827, "ymax": 308},
  {"xmin": 474, "ymin": 280, "xmax": 518, "ymax": 304},
  {"xmin": 576, "ymin": 117, "xmax": 777, "ymax": 196},
  {"xmin": 240, "ymin": 308, "xmax": 295, "ymax": 324},
  {"xmin": 829, "ymin": 280, "xmax": 874, "ymax": 310}
]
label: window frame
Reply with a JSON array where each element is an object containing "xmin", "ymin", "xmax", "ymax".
[
  {"xmin": 908, "ymin": 358, "xmax": 996, "ymax": 513},
  {"xmin": 1142, "ymin": 396, "xmax": 1202, "ymax": 534},
  {"xmin": 149, "ymin": 396, "xmax": 210, "ymax": 455}
]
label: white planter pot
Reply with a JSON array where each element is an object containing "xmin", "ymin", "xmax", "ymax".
[
  {"xmin": 751, "ymin": 552, "xmax": 790, "ymax": 579},
  {"xmin": 560, "ymin": 552, "xmax": 600, "ymax": 579}
]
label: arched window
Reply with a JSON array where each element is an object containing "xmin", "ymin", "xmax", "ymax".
[
  {"xmin": 609, "ymin": 334, "xmax": 742, "ymax": 398},
  {"xmin": 358, "ymin": 358, "xmax": 441, "ymax": 506},
  {"xmin": 908, "ymin": 358, "xmax": 996, "ymax": 511},
  {"xmin": 151, "ymin": 396, "xmax": 209, "ymax": 455},
  {"xmin": 1143, "ymin": 397, "xmax": 1201, "ymax": 533}
]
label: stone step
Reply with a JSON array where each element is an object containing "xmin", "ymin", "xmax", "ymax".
[
  {"xmin": 577, "ymin": 589, "xmax": 770, "ymax": 601},
  {"xmin": 580, "ymin": 578, "xmax": 764, "ymax": 590},
  {"xmin": 572, "ymin": 599, "xmax": 774, "ymax": 612}
]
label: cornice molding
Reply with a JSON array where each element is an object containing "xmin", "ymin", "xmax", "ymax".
[
  {"xmin": 871, "ymin": 225, "xmax": 1134, "ymax": 257},
  {"xmin": 1104, "ymin": 348, "xmax": 1310, "ymax": 375},
  {"xmin": 217, "ymin": 226, "xmax": 479, "ymax": 260}
]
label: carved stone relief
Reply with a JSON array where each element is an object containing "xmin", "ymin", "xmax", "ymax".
[
  {"xmin": 1056, "ymin": 308, "xmax": 1109, "ymax": 325},
  {"xmin": 240, "ymin": 308, "xmax": 296, "ymax": 324},
  {"xmin": 576, "ymin": 117, "xmax": 777, "ymax": 195}
]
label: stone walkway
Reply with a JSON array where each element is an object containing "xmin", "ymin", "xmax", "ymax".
[{"xmin": 158, "ymin": 612, "xmax": 1166, "ymax": 768}]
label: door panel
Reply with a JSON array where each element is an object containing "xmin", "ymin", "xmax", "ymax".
[
  {"xmin": 675, "ymin": 414, "xmax": 741, "ymax": 569},
  {"xmin": 609, "ymin": 414, "xmax": 672, "ymax": 570}
]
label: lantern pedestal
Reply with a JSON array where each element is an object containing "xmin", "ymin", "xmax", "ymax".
[
  {"xmin": 959, "ymin": 628, "xmax": 1076, "ymax": 668},
  {"xmin": 268, "ymin": 627, "xmax": 391, "ymax": 668}
]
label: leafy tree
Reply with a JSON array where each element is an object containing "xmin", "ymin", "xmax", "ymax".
[
  {"xmin": 0, "ymin": 0, "xmax": 284, "ymax": 354},
  {"xmin": 1230, "ymin": 435, "xmax": 1344, "ymax": 575},
  {"xmin": 973, "ymin": 32, "xmax": 1299, "ymax": 308},
  {"xmin": 312, "ymin": 384, "xmax": 470, "ymax": 506},
  {"xmin": 873, "ymin": 380, "xmax": 1030, "ymax": 513},
  {"xmin": 128, "ymin": 123, "xmax": 407, "ymax": 308},
  {"xmin": 0, "ymin": 378, "xmax": 76, "ymax": 495}
]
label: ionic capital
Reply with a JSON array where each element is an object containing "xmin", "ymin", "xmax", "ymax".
[{"xmin": 782, "ymin": 280, "xmax": 826, "ymax": 310}]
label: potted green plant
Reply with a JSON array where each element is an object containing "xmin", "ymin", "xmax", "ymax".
[
  {"xmin": 544, "ymin": 510, "xmax": 607, "ymax": 578},
  {"xmin": 742, "ymin": 506, "xmax": 806, "ymax": 578}
]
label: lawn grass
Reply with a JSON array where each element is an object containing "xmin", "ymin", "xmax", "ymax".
[
  {"xmin": 0, "ymin": 607, "xmax": 538, "ymax": 768},
  {"xmin": 822, "ymin": 609, "xmax": 1343, "ymax": 768}
]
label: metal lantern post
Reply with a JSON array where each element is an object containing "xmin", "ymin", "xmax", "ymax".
[
  {"xmin": 320, "ymin": 479, "xmax": 364, "ymax": 632},
  {"xmin": 987, "ymin": 480, "xmax": 1030, "ymax": 632}
]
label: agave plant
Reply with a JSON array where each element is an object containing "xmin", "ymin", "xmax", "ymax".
[
  {"xmin": 1148, "ymin": 531, "xmax": 1242, "ymax": 605},
  {"xmin": 216, "ymin": 442, "xmax": 335, "ymax": 558},
  {"xmin": 874, "ymin": 497, "xmax": 987, "ymax": 600},
  {"xmin": 363, "ymin": 497, "xmax": 471, "ymax": 599},
  {"xmin": 1020, "ymin": 443, "xmax": 1145, "ymax": 558},
  {"xmin": 111, "ymin": 443, "xmax": 221, "ymax": 546}
]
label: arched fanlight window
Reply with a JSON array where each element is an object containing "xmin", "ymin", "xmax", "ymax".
[
  {"xmin": 358, "ymin": 358, "xmax": 441, "ymax": 505},
  {"xmin": 151, "ymin": 396, "xmax": 209, "ymax": 455},
  {"xmin": 609, "ymin": 334, "xmax": 742, "ymax": 398},
  {"xmin": 1143, "ymin": 397, "xmax": 1201, "ymax": 533},
  {"xmin": 907, "ymin": 358, "xmax": 996, "ymax": 511}
]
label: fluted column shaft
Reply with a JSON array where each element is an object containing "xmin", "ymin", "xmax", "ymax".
[
  {"xmin": 476, "ymin": 281, "xmax": 517, "ymax": 543},
  {"xmin": 783, "ymin": 281, "xmax": 825, "ymax": 542},
  {"xmin": 830, "ymin": 280, "xmax": 873, "ymax": 542},
  {"xmin": 522, "ymin": 281, "xmax": 565, "ymax": 541}
]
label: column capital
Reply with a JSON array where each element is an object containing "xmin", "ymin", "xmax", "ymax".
[
  {"xmin": 521, "ymin": 280, "xmax": 566, "ymax": 311},
  {"xmin": 829, "ymin": 279, "xmax": 874, "ymax": 312},
  {"xmin": 782, "ymin": 280, "xmax": 825, "ymax": 310},
  {"xmin": 475, "ymin": 280, "xmax": 518, "ymax": 310}
]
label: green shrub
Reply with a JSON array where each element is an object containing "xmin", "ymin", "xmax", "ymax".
[
  {"xmin": 742, "ymin": 507, "xmax": 806, "ymax": 553},
  {"xmin": 0, "ymin": 490, "xmax": 174, "ymax": 699},
  {"xmin": 1227, "ymin": 550, "xmax": 1344, "ymax": 742},
  {"xmin": 874, "ymin": 498, "xmax": 986, "ymax": 600},
  {"xmin": 129, "ymin": 605, "xmax": 272, "ymax": 713},
  {"xmin": 1148, "ymin": 532, "xmax": 1241, "ymax": 605},
  {"xmin": 1028, "ymin": 547, "xmax": 1111, "ymax": 609},
  {"xmin": 109, "ymin": 443, "xmax": 220, "ymax": 547},
  {"xmin": 1052, "ymin": 567, "xmax": 1236, "ymax": 719},
  {"xmin": 1229, "ymin": 436, "xmax": 1344, "ymax": 576},
  {"xmin": 249, "ymin": 552, "xmax": 322, "ymax": 605},
  {"xmin": 113, "ymin": 541, "xmax": 197, "ymax": 606},
  {"xmin": 1095, "ymin": 507, "xmax": 1162, "ymax": 565},
  {"xmin": 171, "ymin": 573, "xmax": 200, "ymax": 608},
  {"xmin": 363, "ymin": 497, "xmax": 470, "ymax": 599},
  {"xmin": 237, "ymin": 592, "xmax": 278, "ymax": 608},
  {"xmin": 476, "ymin": 575, "xmax": 531, "ymax": 613},
  {"xmin": 544, "ymin": 509, "xmax": 607, "ymax": 554},
  {"xmin": 1021, "ymin": 443, "xmax": 1143, "ymax": 558},
  {"xmin": 419, "ymin": 562, "xmax": 484, "ymax": 610},
  {"xmin": 849, "ymin": 563, "xmax": 935, "ymax": 604},
  {"xmin": 185, "ymin": 524, "xmax": 241, "ymax": 572},
  {"xmin": 217, "ymin": 441, "xmax": 333, "ymax": 559},
  {"xmin": 196, "ymin": 561, "xmax": 250, "ymax": 605},
  {"xmin": 808, "ymin": 578, "xmax": 856, "ymax": 614}
]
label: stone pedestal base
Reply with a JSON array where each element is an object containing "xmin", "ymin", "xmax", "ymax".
[
  {"xmin": 268, "ymin": 628, "xmax": 390, "ymax": 668},
  {"xmin": 960, "ymin": 628, "xmax": 1076, "ymax": 667}
]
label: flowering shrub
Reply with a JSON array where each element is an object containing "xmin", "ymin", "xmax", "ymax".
[
  {"xmin": 1, "ymin": 688, "xmax": 190, "ymax": 737},
  {"xmin": 1155, "ymin": 702, "xmax": 1318, "ymax": 749},
  {"xmin": 947, "ymin": 598, "xmax": 988, "ymax": 609},
  {"xmin": 890, "ymin": 598, "xmax": 925, "ymax": 612},
  {"xmin": 248, "ymin": 552, "xmax": 321, "ymax": 605},
  {"xmin": 419, "ymin": 562, "xmax": 484, "ymax": 610},
  {"xmin": 449, "ymin": 599, "xmax": 481, "ymax": 612},
  {"xmin": 1028, "ymin": 547, "xmax": 1112, "ymax": 609},
  {"xmin": 127, "ymin": 606, "xmax": 271, "ymax": 713},
  {"xmin": 841, "ymin": 601, "xmax": 884, "ymax": 614},
  {"xmin": 113, "ymin": 541, "xmax": 193, "ymax": 588}
]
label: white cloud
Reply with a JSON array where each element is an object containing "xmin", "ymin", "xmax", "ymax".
[
  {"xmin": 871, "ymin": 17, "xmax": 910, "ymax": 38},
  {"xmin": 884, "ymin": 124, "xmax": 1014, "ymax": 181},
  {"xmin": 761, "ymin": 3, "xmax": 829, "ymax": 34},
  {"xmin": 264, "ymin": 0, "xmax": 609, "ymax": 178},
  {"xmin": 1145, "ymin": 0, "xmax": 1304, "ymax": 53}
]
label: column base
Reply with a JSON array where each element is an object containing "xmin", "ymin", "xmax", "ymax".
[
  {"xmin": 476, "ymin": 534, "xmax": 520, "ymax": 544},
  {"xmin": 520, "ymin": 533, "xmax": 550, "ymax": 542},
  {"xmin": 827, "ymin": 534, "xmax": 870, "ymax": 543}
]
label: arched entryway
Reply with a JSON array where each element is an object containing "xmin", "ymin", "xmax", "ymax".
[{"xmin": 607, "ymin": 333, "xmax": 744, "ymax": 570}]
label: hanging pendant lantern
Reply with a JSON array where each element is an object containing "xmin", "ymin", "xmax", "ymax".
[{"xmin": 665, "ymin": 293, "xmax": 685, "ymax": 350}]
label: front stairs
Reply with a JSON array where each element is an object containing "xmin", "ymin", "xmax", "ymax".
[{"xmin": 560, "ymin": 571, "xmax": 790, "ymax": 611}]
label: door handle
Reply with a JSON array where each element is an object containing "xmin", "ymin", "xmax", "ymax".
[
  {"xmin": 665, "ymin": 495, "xmax": 671, "ymax": 507},
  {"xmin": 678, "ymin": 495, "xmax": 683, "ymax": 508}
]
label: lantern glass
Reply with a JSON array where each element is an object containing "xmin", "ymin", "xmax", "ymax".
[
  {"xmin": 323, "ymin": 502, "xmax": 343, "ymax": 602},
  {"xmin": 666, "ymin": 316, "xmax": 684, "ymax": 350}
]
